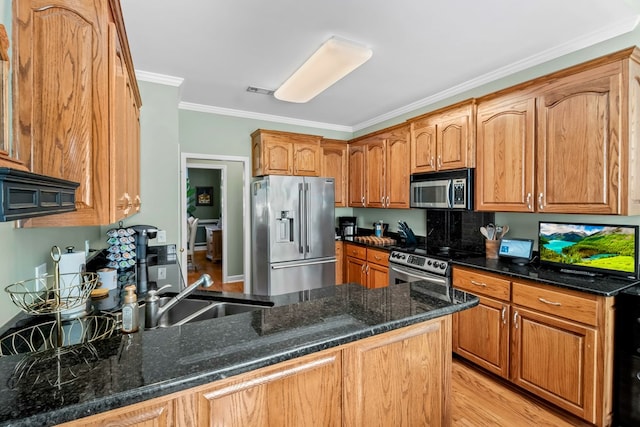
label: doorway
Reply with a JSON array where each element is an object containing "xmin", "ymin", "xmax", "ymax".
[{"xmin": 180, "ymin": 153, "xmax": 251, "ymax": 293}]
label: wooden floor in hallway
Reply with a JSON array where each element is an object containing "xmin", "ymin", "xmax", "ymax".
[
  {"xmin": 451, "ymin": 357, "xmax": 591, "ymax": 427},
  {"xmin": 187, "ymin": 250, "xmax": 243, "ymax": 292}
]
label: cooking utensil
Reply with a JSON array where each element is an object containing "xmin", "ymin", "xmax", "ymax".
[
  {"xmin": 498, "ymin": 225, "xmax": 509, "ymax": 239},
  {"xmin": 486, "ymin": 223, "xmax": 496, "ymax": 240},
  {"xmin": 480, "ymin": 227, "xmax": 490, "ymax": 240}
]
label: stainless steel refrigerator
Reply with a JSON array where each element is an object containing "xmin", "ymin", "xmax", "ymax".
[{"xmin": 251, "ymin": 175, "xmax": 336, "ymax": 295}]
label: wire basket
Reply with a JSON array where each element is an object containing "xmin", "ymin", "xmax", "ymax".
[
  {"xmin": 4, "ymin": 272, "xmax": 99, "ymax": 315},
  {"xmin": 0, "ymin": 315, "xmax": 118, "ymax": 356}
]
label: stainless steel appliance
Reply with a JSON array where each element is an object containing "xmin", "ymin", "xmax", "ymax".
[
  {"xmin": 339, "ymin": 216, "xmax": 357, "ymax": 238},
  {"xmin": 388, "ymin": 249, "xmax": 450, "ymax": 288},
  {"xmin": 251, "ymin": 176, "xmax": 336, "ymax": 295},
  {"xmin": 410, "ymin": 168, "xmax": 473, "ymax": 210}
]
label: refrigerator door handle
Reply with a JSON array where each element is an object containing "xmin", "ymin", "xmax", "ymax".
[
  {"xmin": 298, "ymin": 183, "xmax": 304, "ymax": 253},
  {"xmin": 305, "ymin": 183, "xmax": 310, "ymax": 253},
  {"xmin": 271, "ymin": 257, "xmax": 337, "ymax": 269}
]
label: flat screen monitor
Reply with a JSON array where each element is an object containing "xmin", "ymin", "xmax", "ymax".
[
  {"xmin": 538, "ymin": 221, "xmax": 639, "ymax": 279},
  {"xmin": 498, "ymin": 239, "xmax": 534, "ymax": 264}
]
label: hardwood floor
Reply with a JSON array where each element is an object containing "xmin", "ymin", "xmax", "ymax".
[
  {"xmin": 452, "ymin": 357, "xmax": 591, "ymax": 426},
  {"xmin": 187, "ymin": 250, "xmax": 243, "ymax": 293}
]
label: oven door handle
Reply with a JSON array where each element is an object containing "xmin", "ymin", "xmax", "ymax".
[{"xmin": 389, "ymin": 266, "xmax": 448, "ymax": 285}]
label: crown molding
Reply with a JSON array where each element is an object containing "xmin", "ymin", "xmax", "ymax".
[
  {"xmin": 135, "ymin": 70, "xmax": 184, "ymax": 87},
  {"xmin": 352, "ymin": 15, "xmax": 640, "ymax": 132},
  {"xmin": 179, "ymin": 102, "xmax": 353, "ymax": 133}
]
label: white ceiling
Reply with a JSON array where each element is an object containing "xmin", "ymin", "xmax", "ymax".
[{"xmin": 121, "ymin": 0, "xmax": 640, "ymax": 132}]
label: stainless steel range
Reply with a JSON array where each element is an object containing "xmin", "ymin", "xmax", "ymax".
[{"xmin": 388, "ymin": 249, "xmax": 450, "ymax": 287}]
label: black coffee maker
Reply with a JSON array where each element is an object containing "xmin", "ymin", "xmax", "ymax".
[
  {"xmin": 131, "ymin": 225, "xmax": 158, "ymax": 265},
  {"xmin": 338, "ymin": 216, "xmax": 357, "ymax": 238}
]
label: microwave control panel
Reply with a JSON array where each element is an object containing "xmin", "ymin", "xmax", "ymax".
[{"xmin": 451, "ymin": 178, "xmax": 467, "ymax": 208}]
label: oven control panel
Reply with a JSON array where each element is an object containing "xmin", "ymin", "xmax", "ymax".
[{"xmin": 389, "ymin": 251, "xmax": 449, "ymax": 276}]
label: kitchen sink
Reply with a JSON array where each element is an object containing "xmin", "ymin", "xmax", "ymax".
[{"xmin": 153, "ymin": 296, "xmax": 267, "ymax": 329}]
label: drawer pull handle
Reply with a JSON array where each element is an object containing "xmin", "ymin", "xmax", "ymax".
[
  {"xmin": 538, "ymin": 297, "xmax": 561, "ymax": 306},
  {"xmin": 374, "ymin": 255, "xmax": 381, "ymax": 260},
  {"xmin": 470, "ymin": 280, "xmax": 487, "ymax": 287}
]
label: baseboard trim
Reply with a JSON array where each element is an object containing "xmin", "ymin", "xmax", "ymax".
[{"xmin": 226, "ymin": 274, "xmax": 243, "ymax": 282}]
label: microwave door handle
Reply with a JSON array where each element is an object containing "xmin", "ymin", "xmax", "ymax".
[{"xmin": 446, "ymin": 180, "xmax": 453, "ymax": 208}]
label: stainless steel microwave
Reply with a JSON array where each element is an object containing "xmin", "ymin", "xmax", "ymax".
[{"xmin": 410, "ymin": 168, "xmax": 474, "ymax": 210}]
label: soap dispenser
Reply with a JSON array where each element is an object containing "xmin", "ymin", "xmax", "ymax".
[{"xmin": 121, "ymin": 285, "xmax": 139, "ymax": 333}]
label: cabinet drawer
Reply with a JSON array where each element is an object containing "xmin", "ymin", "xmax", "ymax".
[
  {"xmin": 345, "ymin": 244, "xmax": 366, "ymax": 260},
  {"xmin": 452, "ymin": 267, "xmax": 510, "ymax": 300},
  {"xmin": 367, "ymin": 248, "xmax": 388, "ymax": 266},
  {"xmin": 512, "ymin": 281, "xmax": 598, "ymax": 326}
]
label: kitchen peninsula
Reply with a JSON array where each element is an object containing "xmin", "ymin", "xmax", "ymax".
[{"xmin": 0, "ymin": 280, "xmax": 478, "ymax": 426}]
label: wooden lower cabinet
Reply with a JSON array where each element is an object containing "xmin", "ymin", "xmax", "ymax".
[
  {"xmin": 58, "ymin": 317, "xmax": 452, "ymax": 427},
  {"xmin": 197, "ymin": 350, "xmax": 342, "ymax": 426},
  {"xmin": 452, "ymin": 266, "xmax": 614, "ymax": 427},
  {"xmin": 344, "ymin": 243, "xmax": 389, "ymax": 288},
  {"xmin": 57, "ymin": 397, "xmax": 176, "ymax": 427},
  {"xmin": 511, "ymin": 307, "xmax": 597, "ymax": 419}
]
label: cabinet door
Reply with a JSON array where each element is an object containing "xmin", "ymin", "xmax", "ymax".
[
  {"xmin": 366, "ymin": 263, "xmax": 388, "ymax": 289},
  {"xmin": 348, "ymin": 145, "xmax": 366, "ymax": 207},
  {"xmin": 410, "ymin": 118, "xmax": 437, "ymax": 173},
  {"xmin": 346, "ymin": 256, "xmax": 366, "ymax": 286},
  {"xmin": 293, "ymin": 142, "xmax": 320, "ymax": 176},
  {"xmin": 364, "ymin": 139, "xmax": 386, "ymax": 208},
  {"xmin": 476, "ymin": 96, "xmax": 536, "ymax": 212},
  {"xmin": 385, "ymin": 127, "xmax": 410, "ymax": 208},
  {"xmin": 343, "ymin": 317, "xmax": 451, "ymax": 427},
  {"xmin": 436, "ymin": 114, "xmax": 469, "ymax": 171},
  {"xmin": 453, "ymin": 296, "xmax": 509, "ymax": 378},
  {"xmin": 536, "ymin": 63, "xmax": 621, "ymax": 214},
  {"xmin": 197, "ymin": 349, "xmax": 342, "ymax": 427},
  {"xmin": 263, "ymin": 138, "xmax": 293, "ymax": 175},
  {"xmin": 15, "ymin": 0, "xmax": 110, "ymax": 226},
  {"xmin": 511, "ymin": 307, "xmax": 597, "ymax": 422},
  {"xmin": 321, "ymin": 142, "xmax": 348, "ymax": 207},
  {"xmin": 58, "ymin": 398, "xmax": 175, "ymax": 427}
]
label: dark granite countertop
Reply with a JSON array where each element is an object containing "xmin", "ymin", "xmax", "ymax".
[
  {"xmin": 452, "ymin": 257, "xmax": 639, "ymax": 296},
  {"xmin": 0, "ymin": 280, "xmax": 478, "ymax": 426}
]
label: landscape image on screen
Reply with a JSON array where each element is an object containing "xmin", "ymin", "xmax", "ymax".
[{"xmin": 539, "ymin": 222, "xmax": 637, "ymax": 274}]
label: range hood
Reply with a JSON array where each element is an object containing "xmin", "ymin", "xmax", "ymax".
[{"xmin": 0, "ymin": 168, "xmax": 79, "ymax": 222}]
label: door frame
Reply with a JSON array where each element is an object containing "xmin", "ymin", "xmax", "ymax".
[{"xmin": 180, "ymin": 152, "xmax": 251, "ymax": 293}]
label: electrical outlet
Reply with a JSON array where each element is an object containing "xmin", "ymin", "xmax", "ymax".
[
  {"xmin": 158, "ymin": 267, "xmax": 166, "ymax": 280},
  {"xmin": 35, "ymin": 263, "xmax": 47, "ymax": 287},
  {"xmin": 157, "ymin": 230, "xmax": 167, "ymax": 243}
]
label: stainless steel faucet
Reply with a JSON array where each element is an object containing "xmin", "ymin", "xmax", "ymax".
[{"xmin": 144, "ymin": 273, "xmax": 214, "ymax": 329}]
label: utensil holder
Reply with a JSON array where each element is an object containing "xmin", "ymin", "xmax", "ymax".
[{"xmin": 485, "ymin": 239, "xmax": 500, "ymax": 259}]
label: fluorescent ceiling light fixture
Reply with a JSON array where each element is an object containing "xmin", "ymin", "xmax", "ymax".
[{"xmin": 274, "ymin": 37, "xmax": 372, "ymax": 103}]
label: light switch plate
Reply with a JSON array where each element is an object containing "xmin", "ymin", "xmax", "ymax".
[
  {"xmin": 35, "ymin": 263, "xmax": 47, "ymax": 287},
  {"xmin": 158, "ymin": 267, "xmax": 166, "ymax": 280},
  {"xmin": 157, "ymin": 230, "xmax": 167, "ymax": 243}
]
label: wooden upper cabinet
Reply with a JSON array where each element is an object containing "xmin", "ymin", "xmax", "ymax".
[
  {"xmin": 536, "ymin": 63, "xmax": 620, "ymax": 214},
  {"xmin": 350, "ymin": 124, "xmax": 410, "ymax": 209},
  {"xmin": 348, "ymin": 144, "xmax": 366, "ymax": 207},
  {"xmin": 321, "ymin": 139, "xmax": 348, "ymax": 207},
  {"xmin": 383, "ymin": 126, "xmax": 410, "ymax": 208},
  {"xmin": 251, "ymin": 129, "xmax": 321, "ymax": 177},
  {"xmin": 410, "ymin": 100, "xmax": 475, "ymax": 173},
  {"xmin": 476, "ymin": 47, "xmax": 640, "ymax": 215},
  {"xmin": 13, "ymin": 0, "xmax": 141, "ymax": 226},
  {"xmin": 476, "ymin": 95, "xmax": 536, "ymax": 212},
  {"xmin": 364, "ymin": 137, "xmax": 385, "ymax": 208}
]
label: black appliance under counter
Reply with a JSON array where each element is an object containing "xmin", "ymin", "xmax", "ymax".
[
  {"xmin": 0, "ymin": 281, "xmax": 478, "ymax": 426},
  {"xmin": 452, "ymin": 257, "xmax": 639, "ymax": 296}
]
